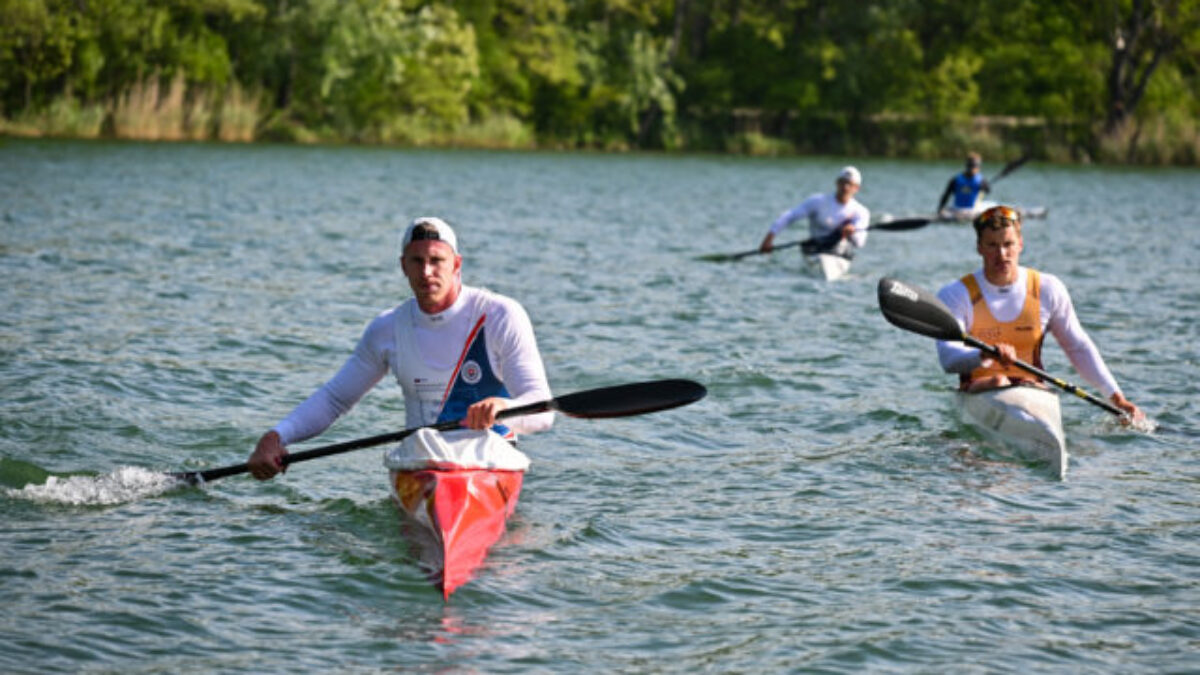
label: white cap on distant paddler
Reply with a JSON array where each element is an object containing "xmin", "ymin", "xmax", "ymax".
[
  {"xmin": 837, "ymin": 166, "xmax": 862, "ymax": 186},
  {"xmin": 402, "ymin": 216, "xmax": 458, "ymax": 255}
]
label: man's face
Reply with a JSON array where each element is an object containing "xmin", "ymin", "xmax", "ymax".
[
  {"xmin": 401, "ymin": 239, "xmax": 461, "ymax": 312},
  {"xmin": 835, "ymin": 178, "xmax": 859, "ymax": 202},
  {"xmin": 976, "ymin": 224, "xmax": 1023, "ymax": 285}
]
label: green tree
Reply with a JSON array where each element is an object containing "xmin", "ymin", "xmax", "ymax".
[
  {"xmin": 0, "ymin": 0, "xmax": 76, "ymax": 111},
  {"xmin": 254, "ymin": 0, "xmax": 477, "ymax": 140},
  {"xmin": 1093, "ymin": 0, "xmax": 1200, "ymax": 133}
]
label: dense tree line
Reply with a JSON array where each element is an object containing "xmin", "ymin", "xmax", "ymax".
[{"xmin": 2, "ymin": 0, "xmax": 1197, "ymax": 162}]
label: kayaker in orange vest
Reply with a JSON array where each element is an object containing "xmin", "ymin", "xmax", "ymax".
[
  {"xmin": 246, "ymin": 217, "xmax": 554, "ymax": 481},
  {"xmin": 934, "ymin": 205, "xmax": 1143, "ymax": 421}
]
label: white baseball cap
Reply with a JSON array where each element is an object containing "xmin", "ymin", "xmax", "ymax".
[
  {"xmin": 837, "ymin": 166, "xmax": 862, "ymax": 185},
  {"xmin": 401, "ymin": 217, "xmax": 458, "ymax": 254}
]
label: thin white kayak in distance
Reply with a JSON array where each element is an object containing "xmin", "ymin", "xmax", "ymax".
[{"xmin": 936, "ymin": 202, "xmax": 1049, "ymax": 223}]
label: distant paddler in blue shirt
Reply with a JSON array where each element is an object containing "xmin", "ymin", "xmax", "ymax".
[
  {"xmin": 759, "ymin": 166, "xmax": 870, "ymax": 257},
  {"xmin": 937, "ymin": 152, "xmax": 992, "ymax": 221}
]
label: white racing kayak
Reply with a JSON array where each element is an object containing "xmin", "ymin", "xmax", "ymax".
[
  {"xmin": 937, "ymin": 203, "xmax": 1049, "ymax": 223},
  {"xmin": 804, "ymin": 252, "xmax": 852, "ymax": 281},
  {"xmin": 956, "ymin": 384, "xmax": 1067, "ymax": 479},
  {"xmin": 801, "ymin": 236, "xmax": 854, "ymax": 281}
]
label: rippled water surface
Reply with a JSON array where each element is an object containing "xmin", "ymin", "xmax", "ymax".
[{"xmin": 2, "ymin": 139, "xmax": 1198, "ymax": 672}]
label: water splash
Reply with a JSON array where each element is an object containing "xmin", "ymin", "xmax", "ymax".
[
  {"xmin": 4, "ymin": 466, "xmax": 180, "ymax": 506},
  {"xmin": 1103, "ymin": 414, "xmax": 1160, "ymax": 435},
  {"xmin": 1128, "ymin": 415, "xmax": 1159, "ymax": 434}
]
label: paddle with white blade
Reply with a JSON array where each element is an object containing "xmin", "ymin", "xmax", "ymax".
[
  {"xmin": 171, "ymin": 379, "xmax": 708, "ymax": 485},
  {"xmin": 697, "ymin": 217, "xmax": 933, "ymax": 263},
  {"xmin": 875, "ymin": 277, "xmax": 1127, "ymax": 418}
]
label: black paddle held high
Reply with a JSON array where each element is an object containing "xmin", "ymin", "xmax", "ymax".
[
  {"xmin": 172, "ymin": 379, "xmax": 708, "ymax": 485},
  {"xmin": 989, "ymin": 153, "xmax": 1030, "ymax": 185},
  {"xmin": 876, "ymin": 277, "xmax": 1126, "ymax": 418}
]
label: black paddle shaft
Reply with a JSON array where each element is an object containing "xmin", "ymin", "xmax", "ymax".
[
  {"xmin": 699, "ymin": 217, "xmax": 932, "ymax": 263},
  {"xmin": 172, "ymin": 378, "xmax": 707, "ymax": 485},
  {"xmin": 990, "ymin": 153, "xmax": 1030, "ymax": 184}
]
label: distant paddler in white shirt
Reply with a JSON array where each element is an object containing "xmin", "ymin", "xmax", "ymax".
[
  {"xmin": 935, "ymin": 205, "xmax": 1143, "ymax": 421},
  {"xmin": 247, "ymin": 217, "xmax": 554, "ymax": 480},
  {"xmin": 759, "ymin": 166, "xmax": 870, "ymax": 257},
  {"xmin": 937, "ymin": 152, "xmax": 992, "ymax": 221}
]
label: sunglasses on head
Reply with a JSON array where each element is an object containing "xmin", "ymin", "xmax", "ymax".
[{"xmin": 974, "ymin": 206, "xmax": 1020, "ymax": 229}]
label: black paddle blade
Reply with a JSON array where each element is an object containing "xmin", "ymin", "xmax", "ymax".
[
  {"xmin": 877, "ymin": 277, "xmax": 964, "ymax": 341},
  {"xmin": 872, "ymin": 217, "xmax": 932, "ymax": 232},
  {"xmin": 551, "ymin": 379, "xmax": 707, "ymax": 418}
]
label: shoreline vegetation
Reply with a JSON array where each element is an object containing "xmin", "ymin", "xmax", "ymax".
[
  {"xmin": 5, "ymin": 95, "xmax": 1196, "ymax": 166},
  {"xmin": 3, "ymin": 2, "xmax": 1197, "ymax": 165}
]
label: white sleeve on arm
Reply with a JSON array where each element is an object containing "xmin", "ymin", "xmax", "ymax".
[
  {"xmin": 489, "ymin": 299, "xmax": 555, "ymax": 434},
  {"xmin": 273, "ymin": 317, "xmax": 391, "ymax": 445},
  {"xmin": 850, "ymin": 204, "xmax": 870, "ymax": 248},
  {"xmin": 1042, "ymin": 275, "xmax": 1121, "ymax": 397},
  {"xmin": 935, "ymin": 280, "xmax": 983, "ymax": 374},
  {"xmin": 769, "ymin": 196, "xmax": 817, "ymax": 235}
]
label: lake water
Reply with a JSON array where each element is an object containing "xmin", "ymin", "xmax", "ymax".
[{"xmin": 1, "ymin": 138, "xmax": 1197, "ymax": 672}]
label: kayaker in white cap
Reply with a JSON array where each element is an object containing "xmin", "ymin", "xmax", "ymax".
[
  {"xmin": 759, "ymin": 165, "xmax": 870, "ymax": 256},
  {"xmin": 247, "ymin": 216, "xmax": 554, "ymax": 480}
]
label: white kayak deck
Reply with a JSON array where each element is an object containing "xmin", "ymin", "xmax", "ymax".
[
  {"xmin": 803, "ymin": 252, "xmax": 852, "ymax": 281},
  {"xmin": 383, "ymin": 428, "xmax": 529, "ymax": 471},
  {"xmin": 956, "ymin": 385, "xmax": 1067, "ymax": 480},
  {"xmin": 936, "ymin": 203, "xmax": 1049, "ymax": 222}
]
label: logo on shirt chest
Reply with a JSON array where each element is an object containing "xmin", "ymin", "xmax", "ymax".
[
  {"xmin": 460, "ymin": 360, "xmax": 483, "ymax": 384},
  {"xmin": 976, "ymin": 326, "xmax": 1003, "ymax": 342}
]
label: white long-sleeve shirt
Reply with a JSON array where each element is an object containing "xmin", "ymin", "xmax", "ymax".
[
  {"xmin": 274, "ymin": 285, "xmax": 553, "ymax": 445},
  {"xmin": 768, "ymin": 193, "xmax": 870, "ymax": 248},
  {"xmin": 935, "ymin": 267, "xmax": 1122, "ymax": 397}
]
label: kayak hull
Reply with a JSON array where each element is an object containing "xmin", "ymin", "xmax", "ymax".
[
  {"xmin": 804, "ymin": 252, "xmax": 852, "ymax": 281},
  {"xmin": 389, "ymin": 466, "xmax": 524, "ymax": 599},
  {"xmin": 956, "ymin": 385, "xmax": 1067, "ymax": 479},
  {"xmin": 937, "ymin": 204, "xmax": 1049, "ymax": 222}
]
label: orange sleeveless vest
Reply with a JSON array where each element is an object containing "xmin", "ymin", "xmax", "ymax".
[{"xmin": 960, "ymin": 269, "xmax": 1045, "ymax": 387}]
